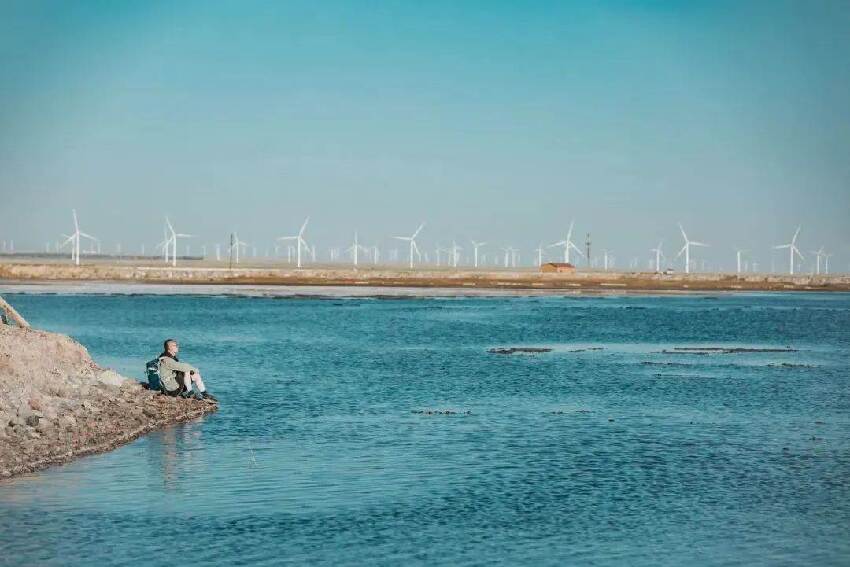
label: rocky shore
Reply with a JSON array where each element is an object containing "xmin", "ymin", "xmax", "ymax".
[{"xmin": 0, "ymin": 324, "xmax": 217, "ymax": 479}]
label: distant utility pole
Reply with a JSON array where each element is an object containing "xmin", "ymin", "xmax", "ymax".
[{"xmin": 585, "ymin": 233, "xmax": 591, "ymax": 267}]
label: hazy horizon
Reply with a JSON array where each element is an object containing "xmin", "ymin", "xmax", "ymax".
[{"xmin": 1, "ymin": 1, "xmax": 849, "ymax": 272}]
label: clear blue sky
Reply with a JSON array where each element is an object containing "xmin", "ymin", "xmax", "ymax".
[{"xmin": 1, "ymin": 1, "xmax": 848, "ymax": 269}]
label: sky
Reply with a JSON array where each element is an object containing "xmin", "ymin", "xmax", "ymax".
[{"xmin": 1, "ymin": 1, "xmax": 848, "ymax": 271}]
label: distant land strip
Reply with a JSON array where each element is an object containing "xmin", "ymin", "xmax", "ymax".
[{"xmin": 1, "ymin": 261, "xmax": 848, "ymax": 292}]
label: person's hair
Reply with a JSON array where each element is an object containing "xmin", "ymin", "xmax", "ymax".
[{"xmin": 163, "ymin": 339, "xmax": 177, "ymax": 351}]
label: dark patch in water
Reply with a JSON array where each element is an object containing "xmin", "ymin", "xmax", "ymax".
[
  {"xmin": 412, "ymin": 409, "xmax": 471, "ymax": 415},
  {"xmin": 488, "ymin": 347, "xmax": 553, "ymax": 355},
  {"xmin": 661, "ymin": 346, "xmax": 798, "ymax": 355}
]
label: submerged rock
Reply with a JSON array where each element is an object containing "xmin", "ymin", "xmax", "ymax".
[
  {"xmin": 663, "ymin": 346, "xmax": 799, "ymax": 355},
  {"xmin": 488, "ymin": 347, "xmax": 553, "ymax": 355}
]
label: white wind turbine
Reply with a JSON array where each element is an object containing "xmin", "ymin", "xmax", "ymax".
[
  {"xmin": 501, "ymin": 247, "xmax": 511, "ymax": 268},
  {"xmin": 470, "ymin": 240, "xmax": 486, "ymax": 268},
  {"xmin": 734, "ymin": 247, "xmax": 748, "ymax": 274},
  {"xmin": 602, "ymin": 249, "xmax": 613, "ymax": 271},
  {"xmin": 60, "ymin": 209, "xmax": 98, "ymax": 266},
  {"xmin": 676, "ymin": 223, "xmax": 708, "ymax": 274},
  {"xmin": 450, "ymin": 240, "xmax": 462, "ymax": 268},
  {"xmin": 534, "ymin": 243, "xmax": 545, "ymax": 267},
  {"xmin": 548, "ymin": 220, "xmax": 583, "ymax": 264},
  {"xmin": 809, "ymin": 247, "xmax": 825, "ymax": 275},
  {"xmin": 393, "ymin": 223, "xmax": 425, "ymax": 269},
  {"xmin": 650, "ymin": 241, "xmax": 664, "ymax": 273},
  {"xmin": 345, "ymin": 231, "xmax": 369, "ymax": 267},
  {"xmin": 155, "ymin": 225, "xmax": 171, "ymax": 263},
  {"xmin": 774, "ymin": 226, "xmax": 804, "ymax": 275},
  {"xmin": 164, "ymin": 217, "xmax": 194, "ymax": 267},
  {"xmin": 824, "ymin": 252, "xmax": 833, "ymax": 275},
  {"xmin": 277, "ymin": 217, "xmax": 310, "ymax": 268},
  {"xmin": 229, "ymin": 232, "xmax": 248, "ymax": 264}
]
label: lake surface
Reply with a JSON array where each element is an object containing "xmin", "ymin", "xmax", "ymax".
[{"xmin": 1, "ymin": 290, "xmax": 849, "ymax": 566}]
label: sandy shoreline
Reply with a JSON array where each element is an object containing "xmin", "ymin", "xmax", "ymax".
[{"xmin": 1, "ymin": 261, "xmax": 848, "ymax": 294}]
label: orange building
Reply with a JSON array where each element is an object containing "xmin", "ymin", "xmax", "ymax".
[{"xmin": 540, "ymin": 262, "xmax": 576, "ymax": 273}]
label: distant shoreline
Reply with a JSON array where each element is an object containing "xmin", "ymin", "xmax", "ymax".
[{"xmin": 1, "ymin": 261, "xmax": 848, "ymax": 295}]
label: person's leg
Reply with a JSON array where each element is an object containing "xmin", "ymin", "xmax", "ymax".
[
  {"xmin": 191, "ymin": 371, "xmax": 217, "ymax": 401},
  {"xmin": 190, "ymin": 372, "xmax": 206, "ymax": 393},
  {"xmin": 180, "ymin": 371, "xmax": 193, "ymax": 392}
]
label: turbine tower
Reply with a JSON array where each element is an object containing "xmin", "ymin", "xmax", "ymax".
[
  {"xmin": 774, "ymin": 226, "xmax": 804, "ymax": 275},
  {"xmin": 676, "ymin": 223, "xmax": 708, "ymax": 274},
  {"xmin": 392, "ymin": 222, "xmax": 425, "ymax": 269},
  {"xmin": 809, "ymin": 247, "xmax": 825, "ymax": 275},
  {"xmin": 548, "ymin": 220, "xmax": 583, "ymax": 264},
  {"xmin": 470, "ymin": 240, "xmax": 486, "ymax": 268},
  {"xmin": 450, "ymin": 240, "xmax": 462, "ymax": 268},
  {"xmin": 277, "ymin": 217, "xmax": 310, "ymax": 268},
  {"xmin": 650, "ymin": 241, "xmax": 664, "ymax": 273},
  {"xmin": 534, "ymin": 243, "xmax": 545, "ymax": 267},
  {"xmin": 734, "ymin": 247, "xmax": 748, "ymax": 274},
  {"xmin": 602, "ymin": 249, "xmax": 613, "ymax": 271}
]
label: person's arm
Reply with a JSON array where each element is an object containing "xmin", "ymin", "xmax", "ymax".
[{"xmin": 159, "ymin": 357, "xmax": 198, "ymax": 375}]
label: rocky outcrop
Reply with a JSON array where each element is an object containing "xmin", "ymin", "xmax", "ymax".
[{"xmin": 0, "ymin": 325, "xmax": 217, "ymax": 479}]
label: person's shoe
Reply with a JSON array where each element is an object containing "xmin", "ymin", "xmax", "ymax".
[
  {"xmin": 202, "ymin": 392, "xmax": 218, "ymax": 402},
  {"xmin": 179, "ymin": 390, "xmax": 193, "ymax": 399}
]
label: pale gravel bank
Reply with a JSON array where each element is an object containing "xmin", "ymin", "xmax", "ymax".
[{"xmin": 0, "ymin": 324, "xmax": 216, "ymax": 479}]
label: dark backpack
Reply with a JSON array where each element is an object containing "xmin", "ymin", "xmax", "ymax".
[{"xmin": 145, "ymin": 358, "xmax": 163, "ymax": 391}]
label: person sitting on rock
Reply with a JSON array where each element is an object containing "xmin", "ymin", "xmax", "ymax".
[{"xmin": 158, "ymin": 339, "xmax": 217, "ymax": 402}]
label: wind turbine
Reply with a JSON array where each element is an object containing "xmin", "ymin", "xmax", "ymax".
[
  {"xmin": 534, "ymin": 243, "xmax": 545, "ymax": 267},
  {"xmin": 60, "ymin": 209, "xmax": 98, "ymax": 266},
  {"xmin": 676, "ymin": 223, "xmax": 708, "ymax": 274},
  {"xmin": 602, "ymin": 249, "xmax": 613, "ymax": 271},
  {"xmin": 809, "ymin": 247, "xmax": 825, "ymax": 275},
  {"xmin": 774, "ymin": 226, "xmax": 804, "ymax": 275},
  {"xmin": 734, "ymin": 247, "xmax": 748, "ymax": 274},
  {"xmin": 345, "ymin": 231, "xmax": 369, "ymax": 267},
  {"xmin": 229, "ymin": 232, "xmax": 248, "ymax": 265},
  {"xmin": 277, "ymin": 217, "xmax": 310, "ymax": 268},
  {"xmin": 650, "ymin": 241, "xmax": 664, "ymax": 273},
  {"xmin": 164, "ymin": 217, "xmax": 193, "ymax": 267},
  {"xmin": 824, "ymin": 252, "xmax": 833, "ymax": 275},
  {"xmin": 392, "ymin": 222, "xmax": 425, "ymax": 269},
  {"xmin": 470, "ymin": 240, "xmax": 486, "ymax": 268},
  {"xmin": 548, "ymin": 220, "xmax": 583, "ymax": 264},
  {"xmin": 155, "ymin": 225, "xmax": 171, "ymax": 263},
  {"xmin": 501, "ymin": 247, "xmax": 511, "ymax": 268},
  {"xmin": 450, "ymin": 240, "xmax": 462, "ymax": 268}
]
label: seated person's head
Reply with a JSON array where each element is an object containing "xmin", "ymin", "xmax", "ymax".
[{"xmin": 164, "ymin": 339, "xmax": 179, "ymax": 356}]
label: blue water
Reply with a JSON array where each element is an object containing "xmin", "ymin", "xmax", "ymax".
[{"xmin": 1, "ymin": 291, "xmax": 849, "ymax": 566}]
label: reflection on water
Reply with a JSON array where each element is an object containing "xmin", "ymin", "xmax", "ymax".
[{"xmin": 1, "ymin": 292, "xmax": 849, "ymax": 566}]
